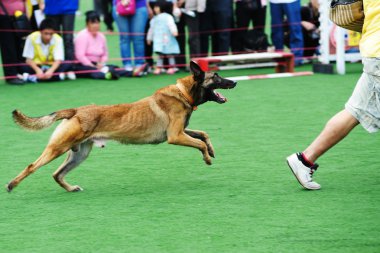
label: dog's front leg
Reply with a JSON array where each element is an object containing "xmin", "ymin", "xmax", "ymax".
[
  {"xmin": 167, "ymin": 118, "xmax": 212, "ymax": 165},
  {"xmin": 184, "ymin": 129, "xmax": 215, "ymax": 158},
  {"xmin": 168, "ymin": 133, "xmax": 212, "ymax": 165}
]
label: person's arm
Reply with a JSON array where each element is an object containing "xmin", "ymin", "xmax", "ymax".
[
  {"xmin": 44, "ymin": 35, "xmax": 63, "ymax": 79},
  {"xmin": 44, "ymin": 60, "xmax": 61, "ymax": 79},
  {"xmin": 26, "ymin": 58, "xmax": 45, "ymax": 79},
  {"xmin": 99, "ymin": 34, "xmax": 108, "ymax": 67},
  {"xmin": 146, "ymin": 20, "xmax": 154, "ymax": 45},
  {"xmin": 168, "ymin": 16, "xmax": 178, "ymax": 36}
]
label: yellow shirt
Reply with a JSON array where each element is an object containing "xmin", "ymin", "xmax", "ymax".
[{"xmin": 360, "ymin": 0, "xmax": 380, "ymax": 57}]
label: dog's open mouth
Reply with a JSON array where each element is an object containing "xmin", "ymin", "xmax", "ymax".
[{"xmin": 213, "ymin": 90, "xmax": 227, "ymax": 103}]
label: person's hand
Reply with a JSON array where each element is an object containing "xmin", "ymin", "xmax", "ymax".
[
  {"xmin": 147, "ymin": 40, "xmax": 152, "ymax": 46},
  {"xmin": 301, "ymin": 21, "xmax": 316, "ymax": 31},
  {"xmin": 44, "ymin": 69, "xmax": 54, "ymax": 79},
  {"xmin": 96, "ymin": 62, "xmax": 104, "ymax": 70},
  {"xmin": 36, "ymin": 69, "xmax": 45, "ymax": 79}
]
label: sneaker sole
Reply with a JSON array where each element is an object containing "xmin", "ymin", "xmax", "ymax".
[{"xmin": 286, "ymin": 157, "xmax": 320, "ymax": 190}]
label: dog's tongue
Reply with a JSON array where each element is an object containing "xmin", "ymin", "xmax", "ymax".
[{"xmin": 215, "ymin": 91, "xmax": 227, "ymax": 103}]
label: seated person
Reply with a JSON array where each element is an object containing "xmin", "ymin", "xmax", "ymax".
[
  {"xmin": 75, "ymin": 11, "xmax": 133, "ymax": 80},
  {"xmin": 21, "ymin": 18, "xmax": 75, "ymax": 82}
]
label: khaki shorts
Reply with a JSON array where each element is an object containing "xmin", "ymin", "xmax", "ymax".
[{"xmin": 345, "ymin": 58, "xmax": 380, "ymax": 133}]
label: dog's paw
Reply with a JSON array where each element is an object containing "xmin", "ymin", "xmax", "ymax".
[
  {"xmin": 204, "ymin": 157, "xmax": 212, "ymax": 165},
  {"xmin": 5, "ymin": 182, "xmax": 14, "ymax": 193},
  {"xmin": 68, "ymin": 185, "xmax": 83, "ymax": 192},
  {"xmin": 208, "ymin": 148, "xmax": 215, "ymax": 158},
  {"xmin": 206, "ymin": 143, "xmax": 215, "ymax": 158}
]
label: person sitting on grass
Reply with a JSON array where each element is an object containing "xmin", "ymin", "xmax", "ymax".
[
  {"xmin": 74, "ymin": 10, "xmax": 126, "ymax": 80},
  {"xmin": 20, "ymin": 18, "xmax": 75, "ymax": 82}
]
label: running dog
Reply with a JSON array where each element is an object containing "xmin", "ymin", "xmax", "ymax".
[{"xmin": 7, "ymin": 61, "xmax": 237, "ymax": 192}]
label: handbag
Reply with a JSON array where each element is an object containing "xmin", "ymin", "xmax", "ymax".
[
  {"xmin": 330, "ymin": 0, "xmax": 364, "ymax": 33},
  {"xmin": 116, "ymin": 0, "xmax": 136, "ymax": 16},
  {"xmin": 0, "ymin": 1, "xmax": 32, "ymax": 38}
]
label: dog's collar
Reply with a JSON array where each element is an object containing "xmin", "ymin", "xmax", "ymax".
[{"xmin": 176, "ymin": 83, "xmax": 197, "ymax": 111}]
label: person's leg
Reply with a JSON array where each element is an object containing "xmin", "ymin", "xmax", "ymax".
[
  {"xmin": 303, "ymin": 110, "xmax": 359, "ymax": 163},
  {"xmin": 252, "ymin": 4, "xmax": 266, "ymax": 32},
  {"xmin": 75, "ymin": 64, "xmax": 107, "ymax": 79},
  {"xmin": 113, "ymin": 9, "xmax": 132, "ymax": 69},
  {"xmin": 234, "ymin": 2, "xmax": 250, "ymax": 53},
  {"xmin": 199, "ymin": 9, "xmax": 212, "ymax": 57},
  {"xmin": 175, "ymin": 15, "xmax": 186, "ymax": 69},
  {"xmin": 286, "ymin": 72, "xmax": 375, "ymax": 190},
  {"xmin": 270, "ymin": 3, "xmax": 284, "ymax": 50},
  {"xmin": 186, "ymin": 14, "xmax": 201, "ymax": 58},
  {"xmin": 0, "ymin": 15, "xmax": 22, "ymax": 80},
  {"xmin": 100, "ymin": 0, "xmax": 114, "ymax": 31},
  {"xmin": 130, "ymin": 6, "xmax": 148, "ymax": 67},
  {"xmin": 211, "ymin": 8, "xmax": 232, "ymax": 55},
  {"xmin": 284, "ymin": 0, "xmax": 304, "ymax": 65},
  {"xmin": 61, "ymin": 14, "xmax": 76, "ymax": 61}
]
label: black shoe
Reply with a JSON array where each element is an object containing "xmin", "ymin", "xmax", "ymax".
[
  {"xmin": 110, "ymin": 69, "xmax": 120, "ymax": 80},
  {"xmin": 6, "ymin": 78, "xmax": 25, "ymax": 85}
]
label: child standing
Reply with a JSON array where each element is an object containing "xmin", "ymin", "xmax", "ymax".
[{"xmin": 146, "ymin": 0, "xmax": 180, "ymax": 75}]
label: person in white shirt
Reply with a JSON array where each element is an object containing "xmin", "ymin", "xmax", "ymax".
[{"xmin": 21, "ymin": 18, "xmax": 74, "ymax": 82}]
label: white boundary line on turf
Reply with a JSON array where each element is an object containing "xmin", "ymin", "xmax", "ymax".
[{"xmin": 226, "ymin": 71, "xmax": 314, "ymax": 81}]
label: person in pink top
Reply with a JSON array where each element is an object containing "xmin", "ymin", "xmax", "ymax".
[{"xmin": 75, "ymin": 11, "xmax": 122, "ymax": 80}]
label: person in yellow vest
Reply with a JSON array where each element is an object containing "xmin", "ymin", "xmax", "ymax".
[
  {"xmin": 21, "ymin": 18, "xmax": 74, "ymax": 82},
  {"xmin": 286, "ymin": 1, "xmax": 380, "ymax": 190}
]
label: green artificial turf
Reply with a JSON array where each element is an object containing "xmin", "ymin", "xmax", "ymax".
[
  {"xmin": 1, "ymin": 1, "xmax": 379, "ymax": 251},
  {"xmin": 1, "ymin": 63, "xmax": 379, "ymax": 253}
]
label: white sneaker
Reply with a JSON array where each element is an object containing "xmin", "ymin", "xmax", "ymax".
[
  {"xmin": 66, "ymin": 71, "xmax": 76, "ymax": 80},
  {"xmin": 286, "ymin": 153, "xmax": 321, "ymax": 190},
  {"xmin": 59, "ymin": 73, "xmax": 65, "ymax": 80}
]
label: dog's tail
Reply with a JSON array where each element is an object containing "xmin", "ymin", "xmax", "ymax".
[{"xmin": 12, "ymin": 108, "xmax": 77, "ymax": 131}]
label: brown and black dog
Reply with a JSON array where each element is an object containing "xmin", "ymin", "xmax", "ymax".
[{"xmin": 6, "ymin": 61, "xmax": 236, "ymax": 192}]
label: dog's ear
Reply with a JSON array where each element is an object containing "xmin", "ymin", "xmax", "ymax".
[{"xmin": 190, "ymin": 61, "xmax": 204, "ymax": 82}]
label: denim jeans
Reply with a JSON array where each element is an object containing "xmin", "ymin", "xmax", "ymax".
[
  {"xmin": 270, "ymin": 0, "xmax": 304, "ymax": 65},
  {"xmin": 113, "ymin": 6, "xmax": 148, "ymax": 68}
]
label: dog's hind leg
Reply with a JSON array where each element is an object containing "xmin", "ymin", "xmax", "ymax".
[
  {"xmin": 53, "ymin": 140, "xmax": 93, "ymax": 192},
  {"xmin": 6, "ymin": 117, "xmax": 86, "ymax": 192},
  {"xmin": 185, "ymin": 129, "xmax": 215, "ymax": 158},
  {"xmin": 6, "ymin": 144, "xmax": 72, "ymax": 192}
]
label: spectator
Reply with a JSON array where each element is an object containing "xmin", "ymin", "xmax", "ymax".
[
  {"xmin": 286, "ymin": 1, "xmax": 380, "ymax": 190},
  {"xmin": 200, "ymin": 0, "xmax": 233, "ymax": 56},
  {"xmin": 270, "ymin": 0, "xmax": 304, "ymax": 65},
  {"xmin": 183, "ymin": 0, "xmax": 206, "ymax": 59},
  {"xmin": 99, "ymin": 0, "xmax": 114, "ymax": 32},
  {"xmin": 113, "ymin": 0, "xmax": 149, "ymax": 76},
  {"xmin": 43, "ymin": 0, "xmax": 78, "ymax": 61},
  {"xmin": 145, "ymin": 0, "xmax": 177, "ymax": 70},
  {"xmin": 147, "ymin": 0, "xmax": 180, "ymax": 74},
  {"xmin": 233, "ymin": 0, "xmax": 267, "ymax": 53},
  {"xmin": 173, "ymin": 0, "xmax": 186, "ymax": 71},
  {"xmin": 21, "ymin": 18, "xmax": 74, "ymax": 82},
  {"xmin": 0, "ymin": 0, "xmax": 27, "ymax": 85},
  {"xmin": 74, "ymin": 11, "xmax": 123, "ymax": 80}
]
